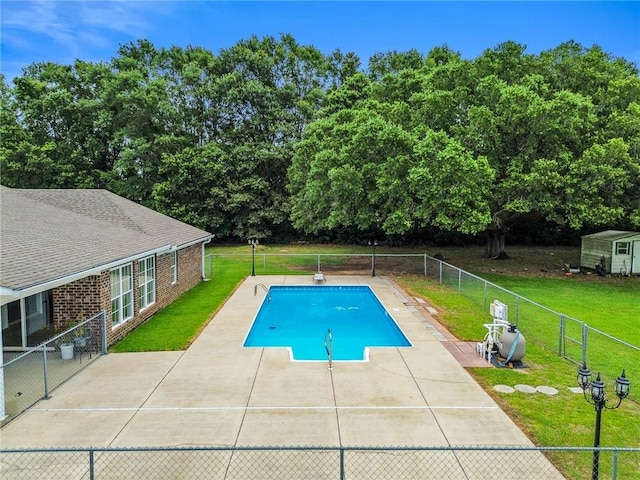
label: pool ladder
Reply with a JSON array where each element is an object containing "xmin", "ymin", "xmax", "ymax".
[
  {"xmin": 324, "ymin": 329, "xmax": 333, "ymax": 371},
  {"xmin": 254, "ymin": 283, "xmax": 271, "ymax": 303}
]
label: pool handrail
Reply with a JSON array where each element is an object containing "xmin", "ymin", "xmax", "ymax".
[
  {"xmin": 324, "ymin": 328, "xmax": 333, "ymax": 370},
  {"xmin": 254, "ymin": 283, "xmax": 271, "ymax": 303}
]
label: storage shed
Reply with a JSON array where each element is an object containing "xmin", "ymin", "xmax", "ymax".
[{"xmin": 580, "ymin": 230, "xmax": 640, "ymax": 275}]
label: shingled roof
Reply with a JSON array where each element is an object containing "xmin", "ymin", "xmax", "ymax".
[{"xmin": 0, "ymin": 186, "xmax": 212, "ymax": 293}]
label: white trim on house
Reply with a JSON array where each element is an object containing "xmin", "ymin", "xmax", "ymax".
[
  {"xmin": 174, "ymin": 236, "xmax": 213, "ymax": 251},
  {"xmin": 170, "ymin": 251, "xmax": 178, "ymax": 285},
  {"xmin": 616, "ymin": 241, "xmax": 631, "ymax": 255},
  {"xmin": 138, "ymin": 255, "xmax": 156, "ymax": 310},
  {"xmin": 0, "ymin": 245, "xmax": 172, "ymax": 306},
  {"xmin": 110, "ymin": 263, "xmax": 134, "ymax": 327},
  {"xmin": 200, "ymin": 235, "xmax": 213, "ymax": 279}
]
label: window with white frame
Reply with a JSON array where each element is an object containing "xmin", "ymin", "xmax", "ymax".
[
  {"xmin": 616, "ymin": 241, "xmax": 630, "ymax": 255},
  {"xmin": 111, "ymin": 264, "xmax": 133, "ymax": 326},
  {"xmin": 170, "ymin": 251, "xmax": 177, "ymax": 284},
  {"xmin": 138, "ymin": 256, "xmax": 156, "ymax": 310}
]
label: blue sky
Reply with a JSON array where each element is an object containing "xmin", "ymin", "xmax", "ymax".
[{"xmin": 1, "ymin": 1, "xmax": 639, "ymax": 81}]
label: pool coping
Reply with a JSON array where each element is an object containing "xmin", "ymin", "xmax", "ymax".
[{"xmin": 243, "ymin": 283, "xmax": 413, "ymax": 362}]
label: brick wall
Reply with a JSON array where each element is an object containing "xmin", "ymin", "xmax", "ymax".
[
  {"xmin": 52, "ymin": 275, "xmax": 106, "ymax": 329},
  {"xmin": 53, "ymin": 243, "xmax": 205, "ymax": 347},
  {"xmin": 106, "ymin": 244, "xmax": 204, "ymax": 345}
]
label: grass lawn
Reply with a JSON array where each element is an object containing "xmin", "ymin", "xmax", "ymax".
[
  {"xmin": 395, "ymin": 274, "xmax": 640, "ymax": 480},
  {"xmin": 478, "ymin": 273, "xmax": 639, "ymax": 343},
  {"xmin": 110, "ymin": 256, "xmax": 247, "ymax": 352},
  {"xmin": 111, "ymin": 244, "xmax": 639, "ymax": 479}
]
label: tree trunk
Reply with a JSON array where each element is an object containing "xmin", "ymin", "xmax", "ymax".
[{"xmin": 484, "ymin": 229, "xmax": 509, "ymax": 259}]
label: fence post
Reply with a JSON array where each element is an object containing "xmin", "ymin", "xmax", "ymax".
[
  {"xmin": 101, "ymin": 311, "xmax": 108, "ymax": 355},
  {"xmin": 424, "ymin": 254, "xmax": 427, "ymax": 276},
  {"xmin": 89, "ymin": 449, "xmax": 95, "ymax": 480},
  {"xmin": 612, "ymin": 448, "xmax": 618, "ymax": 480},
  {"xmin": 340, "ymin": 447, "xmax": 345, "ymax": 480},
  {"xmin": 318, "ymin": 254, "xmax": 321, "ymax": 273},
  {"xmin": 558, "ymin": 314, "xmax": 565, "ymax": 357},
  {"xmin": 439, "ymin": 261, "xmax": 443, "ymax": 284},
  {"xmin": 582, "ymin": 323, "xmax": 588, "ymax": 366},
  {"xmin": 483, "ymin": 281, "xmax": 488, "ymax": 310},
  {"xmin": 263, "ymin": 254, "xmax": 266, "ymax": 272},
  {"xmin": 43, "ymin": 344, "xmax": 50, "ymax": 399},
  {"xmin": 515, "ymin": 296, "xmax": 519, "ymax": 326},
  {"xmin": 458, "ymin": 269, "xmax": 462, "ymax": 292}
]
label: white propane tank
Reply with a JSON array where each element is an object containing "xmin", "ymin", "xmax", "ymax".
[{"xmin": 499, "ymin": 324, "xmax": 526, "ymax": 361}]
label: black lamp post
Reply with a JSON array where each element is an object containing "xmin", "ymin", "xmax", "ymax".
[
  {"xmin": 577, "ymin": 363, "xmax": 631, "ymax": 480},
  {"xmin": 248, "ymin": 239, "xmax": 259, "ymax": 276},
  {"xmin": 368, "ymin": 239, "xmax": 378, "ymax": 277}
]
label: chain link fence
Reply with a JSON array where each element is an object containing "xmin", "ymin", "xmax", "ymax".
[
  {"xmin": 1, "ymin": 312, "xmax": 107, "ymax": 425},
  {"xmin": 204, "ymin": 252, "xmax": 428, "ymax": 278},
  {"xmin": 427, "ymin": 256, "xmax": 639, "ymax": 392},
  {"xmin": 2, "ymin": 445, "xmax": 639, "ymax": 479},
  {"xmin": 207, "ymin": 252, "xmax": 639, "ymax": 394}
]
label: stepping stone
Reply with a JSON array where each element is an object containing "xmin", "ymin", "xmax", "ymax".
[
  {"xmin": 568, "ymin": 387, "xmax": 584, "ymax": 394},
  {"xmin": 536, "ymin": 386, "xmax": 559, "ymax": 396},
  {"xmin": 514, "ymin": 384, "xmax": 537, "ymax": 394},
  {"xmin": 494, "ymin": 384, "xmax": 516, "ymax": 394}
]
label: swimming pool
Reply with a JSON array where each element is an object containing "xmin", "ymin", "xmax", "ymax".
[{"xmin": 243, "ymin": 285, "xmax": 411, "ymax": 361}]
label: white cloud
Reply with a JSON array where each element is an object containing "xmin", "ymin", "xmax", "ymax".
[
  {"xmin": 79, "ymin": 1, "xmax": 153, "ymax": 34},
  {"xmin": 4, "ymin": 1, "xmax": 76, "ymax": 49},
  {"xmin": 1, "ymin": 0, "xmax": 175, "ymax": 76}
]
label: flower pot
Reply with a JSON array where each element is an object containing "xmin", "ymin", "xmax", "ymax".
[
  {"xmin": 60, "ymin": 343, "xmax": 74, "ymax": 360},
  {"xmin": 74, "ymin": 336, "xmax": 87, "ymax": 347}
]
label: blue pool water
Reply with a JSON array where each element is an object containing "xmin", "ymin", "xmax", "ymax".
[{"xmin": 243, "ymin": 285, "xmax": 411, "ymax": 361}]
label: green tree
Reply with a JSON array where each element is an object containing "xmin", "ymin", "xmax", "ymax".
[
  {"xmin": 289, "ymin": 98, "xmax": 494, "ymax": 238},
  {"xmin": 152, "ymin": 144, "xmax": 228, "ymax": 233},
  {"xmin": 291, "ymin": 40, "xmax": 639, "ymax": 254},
  {"xmin": 151, "ymin": 34, "xmax": 338, "ymax": 238},
  {"xmin": 5, "ymin": 37, "xmax": 637, "ymax": 247},
  {"xmin": 8, "ymin": 61, "xmax": 116, "ymax": 188},
  {"xmin": 368, "ymin": 49, "xmax": 424, "ymax": 81},
  {"xmin": 0, "ymin": 74, "xmax": 56, "ymax": 187},
  {"xmin": 106, "ymin": 40, "xmax": 188, "ymax": 204},
  {"xmin": 205, "ymin": 35, "xmax": 338, "ymax": 238}
]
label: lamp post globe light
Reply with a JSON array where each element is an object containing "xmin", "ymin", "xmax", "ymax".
[
  {"xmin": 577, "ymin": 363, "xmax": 631, "ymax": 480},
  {"xmin": 248, "ymin": 239, "xmax": 259, "ymax": 276},
  {"xmin": 368, "ymin": 239, "xmax": 378, "ymax": 277}
]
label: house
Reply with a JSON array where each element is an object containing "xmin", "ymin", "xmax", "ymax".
[
  {"xmin": 580, "ymin": 230, "xmax": 640, "ymax": 275},
  {"xmin": 1, "ymin": 186, "xmax": 213, "ymax": 352}
]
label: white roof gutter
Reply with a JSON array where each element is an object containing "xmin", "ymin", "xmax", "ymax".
[
  {"xmin": 1, "ymin": 244, "xmax": 172, "ymax": 304},
  {"xmin": 172, "ymin": 235, "xmax": 214, "ymax": 251}
]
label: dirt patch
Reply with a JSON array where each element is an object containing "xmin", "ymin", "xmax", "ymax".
[
  {"xmin": 428, "ymin": 246, "xmax": 582, "ymax": 278},
  {"xmin": 286, "ymin": 244, "xmax": 637, "ymax": 283},
  {"xmin": 310, "ymin": 246, "xmax": 577, "ymax": 278}
]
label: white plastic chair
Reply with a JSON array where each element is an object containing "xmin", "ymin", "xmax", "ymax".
[{"xmin": 313, "ymin": 272, "xmax": 326, "ymax": 284}]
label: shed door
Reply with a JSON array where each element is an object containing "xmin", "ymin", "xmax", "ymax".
[{"xmin": 633, "ymin": 240, "xmax": 640, "ymax": 274}]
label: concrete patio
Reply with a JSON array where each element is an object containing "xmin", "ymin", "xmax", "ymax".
[{"xmin": 0, "ymin": 275, "xmax": 563, "ymax": 478}]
